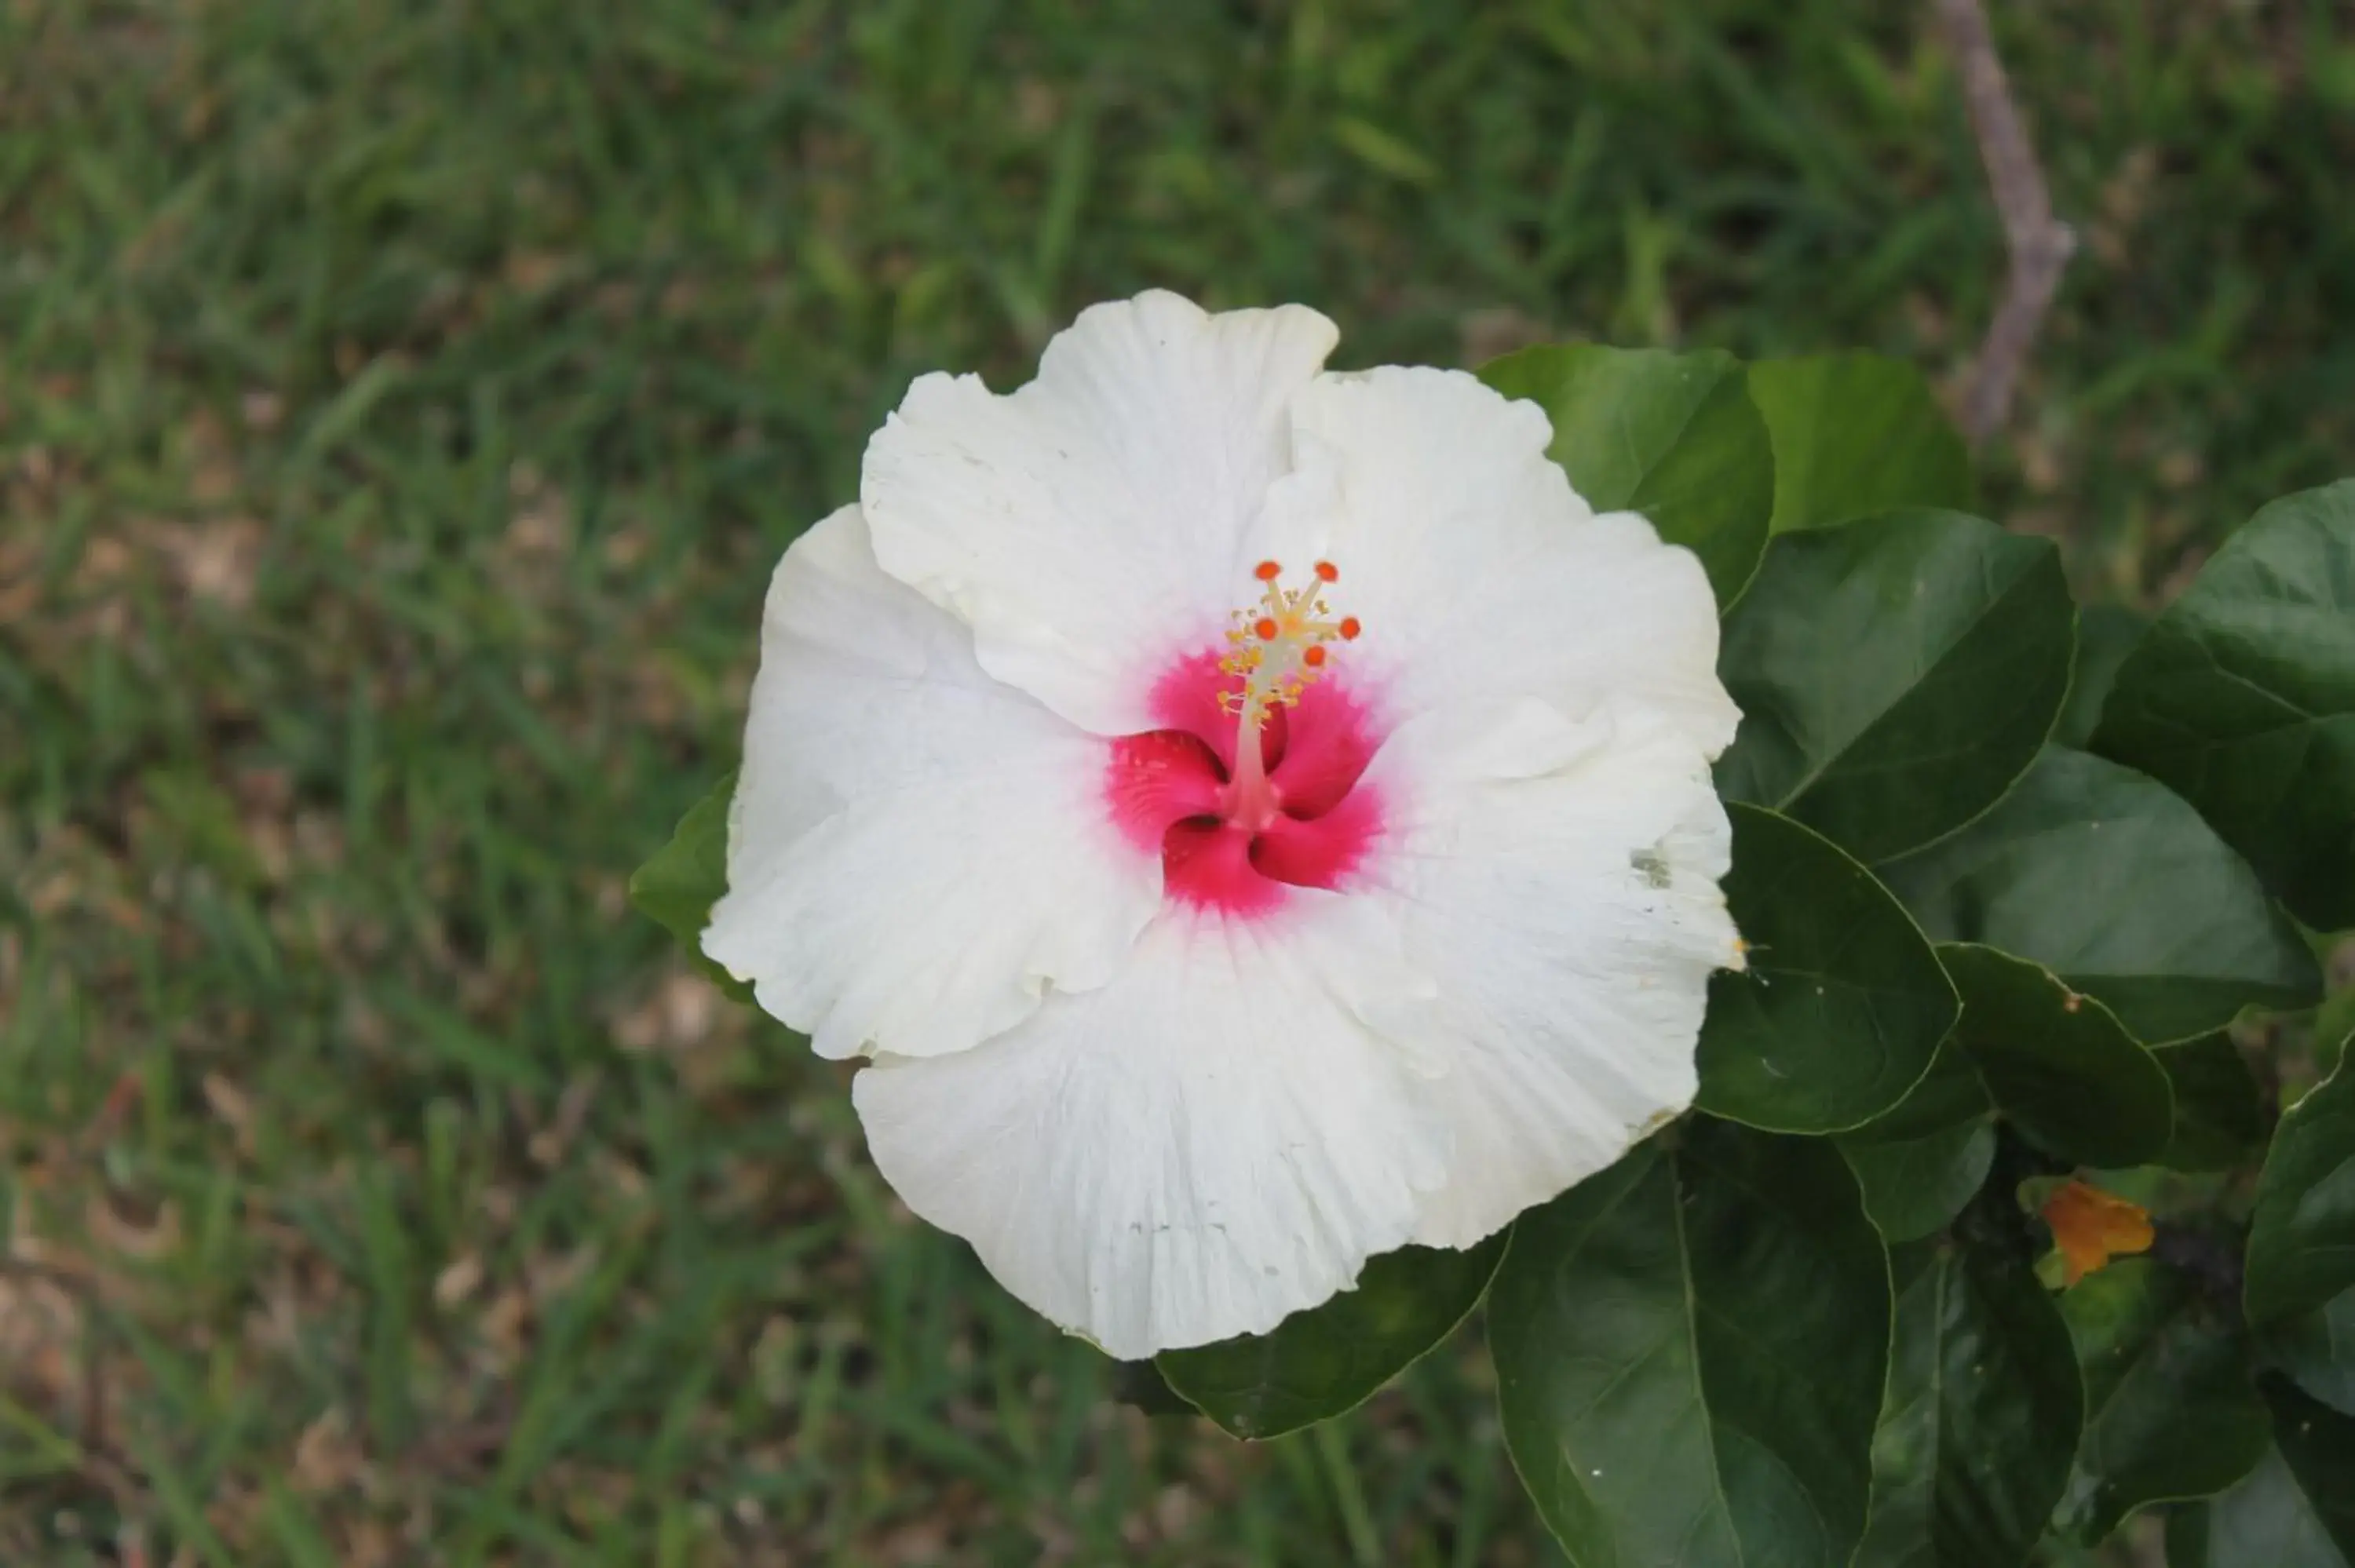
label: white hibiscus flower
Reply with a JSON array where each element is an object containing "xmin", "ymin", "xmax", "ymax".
[{"xmin": 703, "ymin": 290, "xmax": 1744, "ymax": 1360}]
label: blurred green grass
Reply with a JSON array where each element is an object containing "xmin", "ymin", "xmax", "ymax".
[{"xmin": 2, "ymin": 0, "xmax": 2350, "ymax": 1561}]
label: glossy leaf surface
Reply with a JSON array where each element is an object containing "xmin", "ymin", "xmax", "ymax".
[
  {"xmin": 1480, "ymin": 342, "xmax": 1773, "ymax": 606},
  {"xmin": 2094, "ymin": 480, "xmax": 2355, "ymax": 929},
  {"xmin": 2268, "ymin": 1380, "xmax": 2355, "ymax": 1561},
  {"xmin": 1491, "ymin": 1120, "xmax": 1889, "ymax": 1567},
  {"xmin": 627, "ymin": 772, "xmax": 754, "ymax": 1004},
  {"xmin": 2153, "ymin": 1035, "xmax": 2267, "ymax": 1172},
  {"xmin": 1158, "ymin": 1234, "xmax": 1507, "ymax": 1440},
  {"xmin": 1852, "ymin": 1227, "xmax": 2082, "ymax": 1567},
  {"xmin": 2054, "ymin": 602, "xmax": 2149, "ymax": 749},
  {"xmin": 1835, "ymin": 1041, "xmax": 1998, "ymax": 1244},
  {"xmin": 2247, "ymin": 1063, "xmax": 2355, "ymax": 1327},
  {"xmin": 1880, "ymin": 747, "xmax": 2320, "ymax": 1045},
  {"xmin": 1717, "ymin": 510, "xmax": 2071, "ymax": 862},
  {"xmin": 1696, "ymin": 805, "xmax": 1956, "ymax": 1133},
  {"xmin": 1746, "ymin": 353, "xmax": 1973, "ymax": 534},
  {"xmin": 1938, "ymin": 944, "xmax": 2175, "ymax": 1169},
  {"xmin": 2053, "ymin": 1258, "xmax": 2268, "ymax": 1544},
  {"xmin": 2265, "ymin": 1291, "xmax": 2355, "ymax": 1420},
  {"xmin": 2167, "ymin": 1446, "xmax": 2352, "ymax": 1568},
  {"xmin": 1840, "ymin": 1120, "xmax": 1997, "ymax": 1245}
]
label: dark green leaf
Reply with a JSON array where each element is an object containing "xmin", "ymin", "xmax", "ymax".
[
  {"xmin": 1478, "ymin": 343, "xmax": 1773, "ymax": 606},
  {"xmin": 1852, "ymin": 1222, "xmax": 2082, "ymax": 1567},
  {"xmin": 2246, "ymin": 1062, "xmax": 2355, "ymax": 1327},
  {"xmin": 1846, "ymin": 1037, "xmax": 1995, "ymax": 1140},
  {"xmin": 1157, "ymin": 1234, "xmax": 1507, "ymax": 1440},
  {"xmin": 1696, "ymin": 805, "xmax": 1958, "ymax": 1133},
  {"xmin": 2054, "ymin": 603, "xmax": 2149, "ymax": 749},
  {"xmin": 1489, "ymin": 1118, "xmax": 1889, "ymax": 1567},
  {"xmin": 1879, "ymin": 747, "xmax": 2320, "ymax": 1044},
  {"xmin": 2093, "ymin": 480, "xmax": 2355, "ymax": 930},
  {"xmin": 1840, "ymin": 1120, "xmax": 1997, "ymax": 1245},
  {"xmin": 1938, "ymin": 944, "xmax": 2175, "ymax": 1169},
  {"xmin": 2153, "ymin": 1035, "xmax": 2268, "ymax": 1172},
  {"xmin": 2167, "ymin": 1448, "xmax": 2352, "ymax": 1568},
  {"xmin": 2319, "ymin": 995, "xmax": 2355, "ymax": 1078},
  {"xmin": 1746, "ymin": 353, "xmax": 1974, "ymax": 534},
  {"xmin": 2263, "ymin": 1290, "xmax": 2355, "ymax": 1418},
  {"xmin": 1835, "ymin": 1041, "xmax": 1997, "ymax": 1243},
  {"xmin": 1715, "ymin": 510, "xmax": 2073, "ymax": 862},
  {"xmin": 1108, "ymin": 1356, "xmax": 1201, "ymax": 1419},
  {"xmin": 2052, "ymin": 1258, "xmax": 2269, "ymax": 1544},
  {"xmin": 2266, "ymin": 1378, "xmax": 2355, "ymax": 1559},
  {"xmin": 626, "ymin": 773, "xmax": 754, "ymax": 1004}
]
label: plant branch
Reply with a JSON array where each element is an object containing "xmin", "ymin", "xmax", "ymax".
[{"xmin": 1936, "ymin": 0, "xmax": 2076, "ymax": 447}]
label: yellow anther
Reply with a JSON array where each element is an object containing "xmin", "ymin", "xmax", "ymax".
[{"xmin": 1221, "ymin": 562, "xmax": 1359, "ymax": 759}]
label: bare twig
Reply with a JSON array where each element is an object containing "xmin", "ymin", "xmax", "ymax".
[{"xmin": 1937, "ymin": 0, "xmax": 2076, "ymax": 447}]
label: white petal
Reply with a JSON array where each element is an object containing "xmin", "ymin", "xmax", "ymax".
[
  {"xmin": 703, "ymin": 506, "xmax": 1161, "ymax": 1061},
  {"xmin": 862, "ymin": 290, "xmax": 1339, "ymax": 735},
  {"xmin": 1267, "ymin": 366, "xmax": 1740, "ymax": 757},
  {"xmin": 851, "ymin": 902, "xmax": 1446, "ymax": 1359},
  {"xmin": 1353, "ymin": 698, "xmax": 1741, "ymax": 1250}
]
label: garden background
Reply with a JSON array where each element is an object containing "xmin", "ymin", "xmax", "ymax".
[{"xmin": 4, "ymin": 0, "xmax": 2353, "ymax": 1563}]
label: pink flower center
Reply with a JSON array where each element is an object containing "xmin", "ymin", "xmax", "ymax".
[{"xmin": 1105, "ymin": 647, "xmax": 1386, "ymax": 917}]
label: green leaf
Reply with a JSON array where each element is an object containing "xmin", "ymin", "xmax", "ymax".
[
  {"xmin": 1477, "ymin": 343, "xmax": 1773, "ymax": 606},
  {"xmin": 2246, "ymin": 1061, "xmax": 2355, "ymax": 1327},
  {"xmin": 626, "ymin": 773, "xmax": 753, "ymax": 1005},
  {"xmin": 1852, "ymin": 1225, "xmax": 2083, "ymax": 1567},
  {"xmin": 1848, "ymin": 1036, "xmax": 1996, "ymax": 1140},
  {"xmin": 1695, "ymin": 804, "xmax": 1958, "ymax": 1133},
  {"xmin": 1840, "ymin": 1119, "xmax": 1997, "ymax": 1245},
  {"xmin": 2266, "ymin": 1379, "xmax": 2355, "ymax": 1559},
  {"xmin": 1715, "ymin": 510, "xmax": 2073, "ymax": 862},
  {"xmin": 2320, "ymin": 992, "xmax": 2355, "ymax": 1078},
  {"xmin": 1827, "ymin": 1036, "xmax": 1997, "ymax": 1243},
  {"xmin": 1937, "ymin": 943, "xmax": 2175, "ymax": 1169},
  {"xmin": 1107, "ymin": 1356, "xmax": 1200, "ymax": 1419},
  {"xmin": 2092, "ymin": 480, "xmax": 2355, "ymax": 931},
  {"xmin": 2167, "ymin": 1448, "xmax": 2353, "ymax": 1568},
  {"xmin": 2152, "ymin": 1035, "xmax": 2267, "ymax": 1172},
  {"xmin": 2052, "ymin": 1257, "xmax": 2269, "ymax": 1544},
  {"xmin": 1745, "ymin": 353, "xmax": 1973, "ymax": 534},
  {"xmin": 1836, "ymin": 1040, "xmax": 1998, "ymax": 1243},
  {"xmin": 1156, "ymin": 1233, "xmax": 1507, "ymax": 1440},
  {"xmin": 1879, "ymin": 746, "xmax": 2321, "ymax": 1045},
  {"xmin": 1488, "ymin": 1118, "xmax": 1889, "ymax": 1567},
  {"xmin": 2263, "ymin": 1290, "xmax": 2355, "ymax": 1418},
  {"xmin": 2054, "ymin": 602, "xmax": 2149, "ymax": 749}
]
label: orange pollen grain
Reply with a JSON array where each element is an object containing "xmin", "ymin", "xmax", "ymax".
[
  {"xmin": 1254, "ymin": 560, "xmax": 1283, "ymax": 582},
  {"xmin": 1314, "ymin": 561, "xmax": 1339, "ymax": 582},
  {"xmin": 1338, "ymin": 617, "xmax": 1361, "ymax": 640},
  {"xmin": 1254, "ymin": 618, "xmax": 1280, "ymax": 641},
  {"xmin": 1302, "ymin": 645, "xmax": 1327, "ymax": 668}
]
